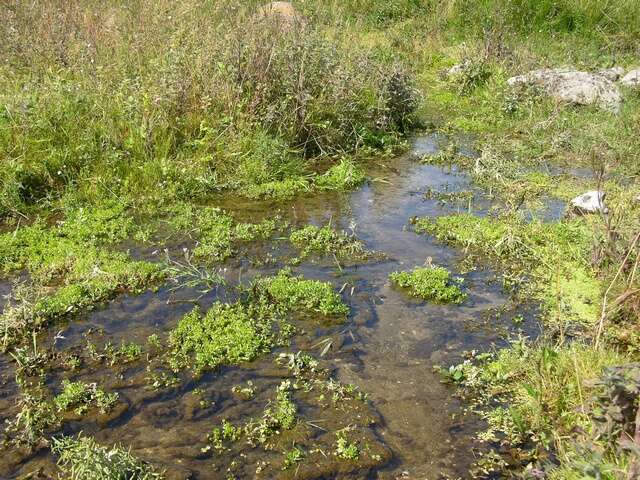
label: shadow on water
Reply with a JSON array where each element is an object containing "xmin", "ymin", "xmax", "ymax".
[{"xmin": 0, "ymin": 134, "xmax": 541, "ymax": 479}]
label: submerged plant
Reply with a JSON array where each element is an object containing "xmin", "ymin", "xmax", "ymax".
[
  {"xmin": 335, "ymin": 432, "xmax": 360, "ymax": 460},
  {"xmin": 389, "ymin": 265, "xmax": 466, "ymax": 303}
]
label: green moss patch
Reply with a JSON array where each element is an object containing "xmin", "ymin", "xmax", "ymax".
[{"xmin": 389, "ymin": 266, "xmax": 466, "ymax": 303}]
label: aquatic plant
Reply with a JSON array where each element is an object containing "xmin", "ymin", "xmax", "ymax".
[
  {"xmin": 314, "ymin": 159, "xmax": 367, "ymax": 191},
  {"xmin": 169, "ymin": 303, "xmax": 281, "ymax": 373},
  {"xmin": 252, "ymin": 269, "xmax": 349, "ymax": 316},
  {"xmin": 289, "ymin": 224, "xmax": 372, "ymax": 262},
  {"xmin": 54, "ymin": 380, "xmax": 118, "ymax": 415},
  {"xmin": 282, "ymin": 446, "xmax": 305, "ymax": 470},
  {"xmin": 52, "ymin": 434, "xmax": 163, "ymax": 480},
  {"xmin": 389, "ymin": 265, "xmax": 466, "ymax": 303},
  {"xmin": 335, "ymin": 432, "xmax": 360, "ymax": 460}
]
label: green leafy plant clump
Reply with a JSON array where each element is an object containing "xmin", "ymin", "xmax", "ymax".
[
  {"xmin": 0, "ymin": 205, "xmax": 164, "ymax": 350},
  {"xmin": 167, "ymin": 203, "xmax": 279, "ymax": 261},
  {"xmin": 389, "ymin": 265, "xmax": 466, "ymax": 303},
  {"xmin": 252, "ymin": 269, "xmax": 349, "ymax": 316},
  {"xmin": 54, "ymin": 380, "xmax": 118, "ymax": 415},
  {"xmin": 52, "ymin": 434, "xmax": 163, "ymax": 480},
  {"xmin": 289, "ymin": 224, "xmax": 372, "ymax": 262},
  {"xmin": 169, "ymin": 303, "xmax": 282, "ymax": 373}
]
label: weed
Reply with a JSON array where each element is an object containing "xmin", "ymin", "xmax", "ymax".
[
  {"xmin": 289, "ymin": 224, "xmax": 372, "ymax": 262},
  {"xmin": 52, "ymin": 434, "xmax": 163, "ymax": 480},
  {"xmin": 389, "ymin": 265, "xmax": 466, "ymax": 303},
  {"xmin": 335, "ymin": 432, "xmax": 360, "ymax": 460},
  {"xmin": 251, "ymin": 269, "xmax": 349, "ymax": 316},
  {"xmin": 169, "ymin": 303, "xmax": 281, "ymax": 373},
  {"xmin": 54, "ymin": 380, "xmax": 118, "ymax": 415},
  {"xmin": 282, "ymin": 446, "xmax": 305, "ymax": 470}
]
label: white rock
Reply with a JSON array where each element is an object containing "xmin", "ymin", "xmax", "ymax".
[
  {"xmin": 598, "ymin": 67, "xmax": 625, "ymax": 82},
  {"xmin": 621, "ymin": 69, "xmax": 640, "ymax": 89},
  {"xmin": 570, "ymin": 191, "xmax": 608, "ymax": 214},
  {"xmin": 507, "ymin": 68, "xmax": 622, "ymax": 113},
  {"xmin": 447, "ymin": 64, "xmax": 465, "ymax": 76}
]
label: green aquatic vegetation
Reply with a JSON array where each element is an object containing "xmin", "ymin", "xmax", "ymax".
[
  {"xmin": 0, "ymin": 213, "xmax": 164, "ymax": 349},
  {"xmin": 167, "ymin": 203, "xmax": 279, "ymax": 261},
  {"xmin": 244, "ymin": 381, "xmax": 298, "ymax": 446},
  {"xmin": 209, "ymin": 419, "xmax": 242, "ymax": 452},
  {"xmin": 231, "ymin": 381, "xmax": 256, "ymax": 401},
  {"xmin": 103, "ymin": 341, "xmax": 143, "ymax": 365},
  {"xmin": 54, "ymin": 380, "xmax": 118, "ymax": 415},
  {"xmin": 52, "ymin": 434, "xmax": 163, "ymax": 480},
  {"xmin": 445, "ymin": 338, "xmax": 627, "ymax": 470},
  {"xmin": 289, "ymin": 224, "xmax": 372, "ymax": 261},
  {"xmin": 389, "ymin": 265, "xmax": 466, "ymax": 303},
  {"xmin": 414, "ymin": 214, "xmax": 600, "ymax": 326},
  {"xmin": 282, "ymin": 446, "xmax": 305, "ymax": 470},
  {"xmin": 252, "ymin": 269, "xmax": 349, "ymax": 316},
  {"xmin": 8, "ymin": 386, "xmax": 60, "ymax": 445},
  {"xmin": 243, "ymin": 178, "xmax": 312, "ymax": 201},
  {"xmin": 273, "ymin": 380, "xmax": 297, "ymax": 430},
  {"xmin": 335, "ymin": 432, "xmax": 360, "ymax": 460},
  {"xmin": 169, "ymin": 303, "xmax": 283, "ymax": 373},
  {"xmin": 314, "ymin": 159, "xmax": 366, "ymax": 191}
]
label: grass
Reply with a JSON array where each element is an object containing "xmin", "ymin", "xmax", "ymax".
[
  {"xmin": 414, "ymin": 214, "xmax": 601, "ymax": 329},
  {"xmin": 52, "ymin": 434, "xmax": 163, "ymax": 480},
  {"xmin": 444, "ymin": 338, "xmax": 629, "ymax": 475},
  {"xmin": 389, "ymin": 265, "xmax": 466, "ymax": 303},
  {"xmin": 0, "ymin": 0, "xmax": 639, "ymax": 478}
]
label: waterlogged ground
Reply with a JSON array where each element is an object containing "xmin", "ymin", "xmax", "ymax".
[{"xmin": 0, "ymin": 135, "xmax": 543, "ymax": 479}]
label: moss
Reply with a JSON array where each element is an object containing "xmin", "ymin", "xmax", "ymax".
[
  {"xmin": 389, "ymin": 266, "xmax": 466, "ymax": 303},
  {"xmin": 289, "ymin": 224, "xmax": 372, "ymax": 261},
  {"xmin": 252, "ymin": 269, "xmax": 349, "ymax": 316},
  {"xmin": 52, "ymin": 434, "xmax": 163, "ymax": 480}
]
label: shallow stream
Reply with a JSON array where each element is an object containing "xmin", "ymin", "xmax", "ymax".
[{"xmin": 0, "ymin": 135, "xmax": 542, "ymax": 479}]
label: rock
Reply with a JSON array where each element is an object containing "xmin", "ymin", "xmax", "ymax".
[
  {"xmin": 507, "ymin": 68, "xmax": 622, "ymax": 113},
  {"xmin": 254, "ymin": 2, "xmax": 305, "ymax": 30},
  {"xmin": 598, "ymin": 66, "xmax": 625, "ymax": 82},
  {"xmin": 446, "ymin": 63, "xmax": 465, "ymax": 76},
  {"xmin": 570, "ymin": 190, "xmax": 608, "ymax": 214},
  {"xmin": 621, "ymin": 69, "xmax": 640, "ymax": 89}
]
